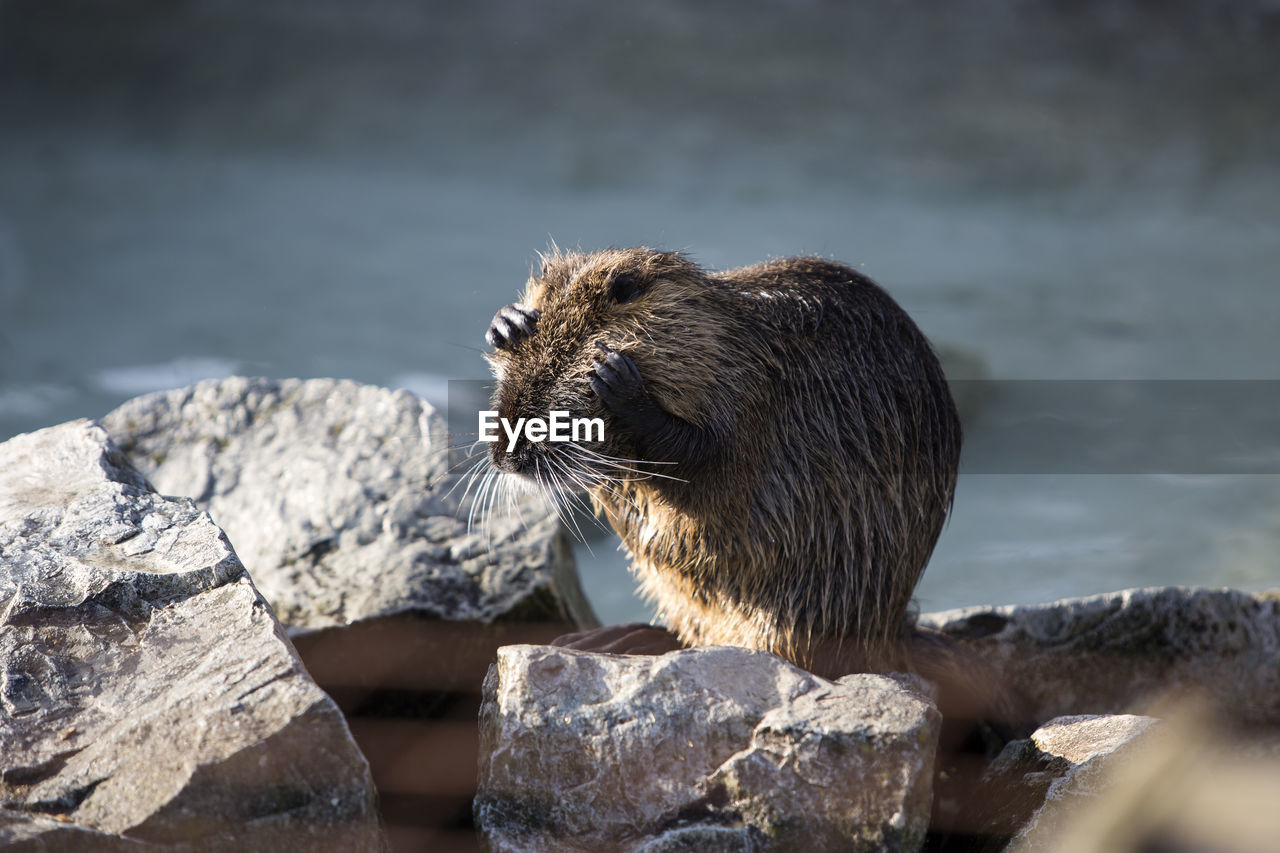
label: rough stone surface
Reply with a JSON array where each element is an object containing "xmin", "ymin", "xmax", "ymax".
[
  {"xmin": 0, "ymin": 421, "xmax": 386, "ymax": 851},
  {"xmin": 475, "ymin": 645, "xmax": 940, "ymax": 853},
  {"xmin": 982, "ymin": 714, "xmax": 1159, "ymax": 845},
  {"xmin": 0, "ymin": 809, "xmax": 151, "ymax": 851},
  {"xmin": 103, "ymin": 377, "xmax": 596, "ymax": 850},
  {"xmin": 921, "ymin": 586, "xmax": 1280, "ymax": 724},
  {"xmin": 1005, "ymin": 713, "xmax": 1280, "ymax": 853},
  {"xmin": 1026, "ymin": 714, "xmax": 1159, "ymax": 766},
  {"xmin": 102, "ymin": 376, "xmax": 594, "ymax": 633}
]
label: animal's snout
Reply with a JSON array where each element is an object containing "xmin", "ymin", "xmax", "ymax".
[
  {"xmin": 490, "ymin": 435, "xmax": 535, "ymax": 475},
  {"xmin": 486, "ymin": 401, "xmax": 542, "ymax": 476}
]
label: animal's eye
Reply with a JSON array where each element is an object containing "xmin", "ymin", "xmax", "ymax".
[{"xmin": 610, "ymin": 273, "xmax": 643, "ymax": 304}]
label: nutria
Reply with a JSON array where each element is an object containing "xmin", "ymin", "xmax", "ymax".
[{"xmin": 482, "ymin": 246, "xmax": 968, "ymax": 684}]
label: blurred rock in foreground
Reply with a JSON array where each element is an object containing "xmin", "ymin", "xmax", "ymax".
[
  {"xmin": 0, "ymin": 420, "xmax": 385, "ymax": 851},
  {"xmin": 475, "ymin": 645, "xmax": 940, "ymax": 853},
  {"xmin": 1007, "ymin": 706, "xmax": 1280, "ymax": 853},
  {"xmin": 979, "ymin": 713, "xmax": 1160, "ymax": 847}
]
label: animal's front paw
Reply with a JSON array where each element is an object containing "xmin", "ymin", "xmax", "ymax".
[
  {"xmin": 589, "ymin": 341, "xmax": 651, "ymax": 418},
  {"xmin": 485, "ymin": 303, "xmax": 540, "ymax": 351}
]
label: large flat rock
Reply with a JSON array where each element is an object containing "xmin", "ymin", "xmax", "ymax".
[
  {"xmin": 476, "ymin": 645, "xmax": 940, "ymax": 853},
  {"xmin": 102, "ymin": 376, "xmax": 593, "ymax": 633},
  {"xmin": 922, "ymin": 586, "xmax": 1280, "ymax": 725},
  {"xmin": 0, "ymin": 420, "xmax": 385, "ymax": 851}
]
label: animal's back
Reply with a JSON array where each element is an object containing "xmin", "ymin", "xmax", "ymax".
[{"xmin": 624, "ymin": 255, "xmax": 962, "ymax": 672}]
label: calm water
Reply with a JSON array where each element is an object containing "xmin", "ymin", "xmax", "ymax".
[{"xmin": 2, "ymin": 1, "xmax": 1278, "ymax": 622}]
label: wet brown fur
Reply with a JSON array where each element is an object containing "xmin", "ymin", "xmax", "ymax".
[{"xmin": 485, "ymin": 247, "xmax": 963, "ymax": 679}]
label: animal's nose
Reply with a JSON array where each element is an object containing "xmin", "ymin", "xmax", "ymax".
[{"xmin": 489, "ymin": 429, "xmax": 534, "ymax": 474}]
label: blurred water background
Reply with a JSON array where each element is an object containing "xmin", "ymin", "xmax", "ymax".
[{"xmin": 2, "ymin": 0, "xmax": 1278, "ymax": 622}]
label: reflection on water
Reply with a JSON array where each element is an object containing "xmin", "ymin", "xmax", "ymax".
[{"xmin": 1, "ymin": 1, "xmax": 1278, "ymax": 621}]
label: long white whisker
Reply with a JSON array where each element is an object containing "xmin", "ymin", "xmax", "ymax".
[
  {"xmin": 548, "ymin": 453, "xmax": 617, "ymax": 534},
  {"xmin": 572, "ymin": 444, "xmax": 681, "ymax": 465},
  {"xmin": 439, "ymin": 443, "xmax": 488, "ymax": 479},
  {"xmin": 563, "ymin": 444, "xmax": 689, "ymax": 484},
  {"xmin": 558, "ymin": 452, "xmax": 648, "ymax": 519},
  {"xmin": 545, "ymin": 458, "xmax": 592, "ymax": 549},
  {"xmin": 570, "ymin": 440, "xmax": 691, "ymax": 481},
  {"xmin": 483, "ymin": 465, "xmax": 506, "ymax": 551},
  {"xmin": 504, "ymin": 471, "xmax": 530, "ymax": 534},
  {"xmin": 447, "ymin": 452, "xmax": 489, "ymax": 505},
  {"xmin": 468, "ymin": 466, "xmax": 492, "ymax": 534},
  {"xmin": 547, "ymin": 454, "xmax": 602, "ymax": 549}
]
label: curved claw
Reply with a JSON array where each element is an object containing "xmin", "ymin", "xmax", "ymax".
[
  {"xmin": 591, "ymin": 342, "xmax": 646, "ymax": 413},
  {"xmin": 486, "ymin": 303, "xmax": 540, "ymax": 351}
]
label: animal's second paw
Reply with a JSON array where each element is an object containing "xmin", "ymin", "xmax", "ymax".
[
  {"xmin": 486, "ymin": 303, "xmax": 540, "ymax": 351},
  {"xmin": 589, "ymin": 341, "xmax": 649, "ymax": 416}
]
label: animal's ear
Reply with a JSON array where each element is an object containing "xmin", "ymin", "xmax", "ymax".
[{"xmin": 609, "ymin": 272, "xmax": 644, "ymax": 305}]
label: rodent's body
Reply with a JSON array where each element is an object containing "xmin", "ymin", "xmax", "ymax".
[{"xmin": 485, "ymin": 248, "xmax": 960, "ymax": 677}]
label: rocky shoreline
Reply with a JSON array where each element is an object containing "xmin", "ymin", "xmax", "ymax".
[{"xmin": 2, "ymin": 378, "xmax": 1277, "ymax": 852}]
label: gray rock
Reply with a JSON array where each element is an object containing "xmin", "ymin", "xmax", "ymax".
[
  {"xmin": 982, "ymin": 714, "xmax": 1159, "ymax": 845},
  {"xmin": 0, "ymin": 809, "xmax": 151, "ymax": 851},
  {"xmin": 921, "ymin": 586, "xmax": 1280, "ymax": 725},
  {"xmin": 1006, "ymin": 710, "xmax": 1280, "ymax": 853},
  {"xmin": 475, "ymin": 645, "xmax": 940, "ymax": 853},
  {"xmin": 102, "ymin": 376, "xmax": 594, "ymax": 633},
  {"xmin": 0, "ymin": 421, "xmax": 386, "ymax": 851},
  {"xmin": 102, "ymin": 377, "xmax": 596, "ymax": 847},
  {"xmin": 1024, "ymin": 714, "xmax": 1160, "ymax": 766}
]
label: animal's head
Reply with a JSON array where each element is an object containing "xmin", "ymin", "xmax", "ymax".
[{"xmin": 483, "ymin": 247, "xmax": 720, "ymax": 496}]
